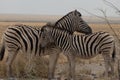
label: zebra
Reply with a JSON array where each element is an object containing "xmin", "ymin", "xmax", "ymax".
[
  {"xmin": 0, "ymin": 10, "xmax": 92, "ymax": 79},
  {"xmin": 40, "ymin": 25, "xmax": 116, "ymax": 80},
  {"xmin": 0, "ymin": 25, "xmax": 42, "ymax": 78},
  {"xmin": 42, "ymin": 10, "xmax": 92, "ymax": 79}
]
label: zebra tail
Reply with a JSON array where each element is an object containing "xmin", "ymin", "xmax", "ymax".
[
  {"xmin": 0, "ymin": 39, "xmax": 5, "ymax": 61},
  {"xmin": 112, "ymin": 44, "xmax": 116, "ymax": 62}
]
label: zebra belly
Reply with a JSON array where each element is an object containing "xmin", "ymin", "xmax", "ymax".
[
  {"xmin": 76, "ymin": 54, "xmax": 98, "ymax": 59},
  {"xmin": 75, "ymin": 51, "xmax": 99, "ymax": 59},
  {"xmin": 72, "ymin": 41, "xmax": 99, "ymax": 59}
]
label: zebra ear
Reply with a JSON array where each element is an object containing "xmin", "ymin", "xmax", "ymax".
[
  {"xmin": 44, "ymin": 26, "xmax": 51, "ymax": 32},
  {"xmin": 74, "ymin": 9, "xmax": 77, "ymax": 15},
  {"xmin": 46, "ymin": 22, "xmax": 55, "ymax": 26},
  {"xmin": 74, "ymin": 10, "xmax": 82, "ymax": 16},
  {"xmin": 41, "ymin": 25, "xmax": 51, "ymax": 32},
  {"xmin": 75, "ymin": 9, "xmax": 77, "ymax": 12}
]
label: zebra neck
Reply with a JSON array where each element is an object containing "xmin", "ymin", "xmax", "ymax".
[
  {"xmin": 55, "ymin": 19, "xmax": 73, "ymax": 33},
  {"xmin": 51, "ymin": 29, "xmax": 71, "ymax": 50}
]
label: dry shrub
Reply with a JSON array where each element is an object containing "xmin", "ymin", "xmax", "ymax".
[
  {"xmin": 78, "ymin": 67, "xmax": 92, "ymax": 75},
  {"xmin": 0, "ymin": 52, "xmax": 49, "ymax": 79}
]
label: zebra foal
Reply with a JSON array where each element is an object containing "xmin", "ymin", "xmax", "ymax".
[
  {"xmin": 42, "ymin": 10, "xmax": 92, "ymax": 79},
  {"xmin": 0, "ymin": 10, "xmax": 92, "ymax": 79},
  {"xmin": 40, "ymin": 25, "xmax": 116, "ymax": 80}
]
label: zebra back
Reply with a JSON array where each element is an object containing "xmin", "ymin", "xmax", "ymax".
[
  {"xmin": 40, "ymin": 26, "xmax": 115, "ymax": 58},
  {"xmin": 71, "ymin": 32, "xmax": 115, "ymax": 58}
]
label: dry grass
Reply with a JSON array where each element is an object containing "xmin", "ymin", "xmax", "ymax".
[{"xmin": 0, "ymin": 22, "xmax": 120, "ymax": 80}]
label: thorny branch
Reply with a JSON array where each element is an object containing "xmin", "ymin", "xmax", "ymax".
[{"xmin": 103, "ymin": 0, "xmax": 120, "ymax": 15}]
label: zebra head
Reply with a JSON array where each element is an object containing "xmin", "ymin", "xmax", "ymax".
[
  {"xmin": 73, "ymin": 10, "xmax": 92, "ymax": 34},
  {"xmin": 40, "ymin": 25, "xmax": 54, "ymax": 48},
  {"xmin": 55, "ymin": 10, "xmax": 92, "ymax": 34}
]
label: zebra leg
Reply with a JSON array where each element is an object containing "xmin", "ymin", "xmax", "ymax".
[
  {"xmin": 109, "ymin": 57, "xmax": 115, "ymax": 80},
  {"xmin": 67, "ymin": 55, "xmax": 75, "ymax": 80},
  {"xmin": 48, "ymin": 52, "xmax": 59, "ymax": 80},
  {"xmin": 110, "ymin": 60, "xmax": 115, "ymax": 75},
  {"xmin": 6, "ymin": 50, "xmax": 18, "ymax": 78},
  {"xmin": 107, "ymin": 54, "xmax": 115, "ymax": 78},
  {"xmin": 102, "ymin": 53, "xmax": 110, "ymax": 77}
]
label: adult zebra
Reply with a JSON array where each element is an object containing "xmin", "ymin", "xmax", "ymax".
[
  {"xmin": 40, "ymin": 25, "xmax": 116, "ymax": 80},
  {"xmin": 0, "ymin": 10, "xmax": 92, "ymax": 79}
]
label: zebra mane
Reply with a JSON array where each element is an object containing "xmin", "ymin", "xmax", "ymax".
[
  {"xmin": 41, "ymin": 24, "xmax": 72, "ymax": 34},
  {"xmin": 14, "ymin": 24, "xmax": 40, "ymax": 30}
]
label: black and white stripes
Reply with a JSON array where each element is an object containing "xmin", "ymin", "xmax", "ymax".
[
  {"xmin": 40, "ymin": 26, "xmax": 115, "ymax": 58},
  {"xmin": 0, "ymin": 10, "xmax": 93, "ymax": 79},
  {"xmin": 50, "ymin": 10, "xmax": 92, "ymax": 34},
  {"xmin": 40, "ymin": 25, "xmax": 115, "ymax": 79},
  {"xmin": 71, "ymin": 31, "xmax": 115, "ymax": 58},
  {"xmin": 4, "ymin": 25, "xmax": 41, "ymax": 55}
]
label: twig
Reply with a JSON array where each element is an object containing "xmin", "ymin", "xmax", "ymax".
[{"xmin": 103, "ymin": 0, "xmax": 120, "ymax": 15}]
